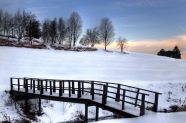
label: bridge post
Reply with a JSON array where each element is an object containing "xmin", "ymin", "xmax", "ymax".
[
  {"xmin": 77, "ymin": 81, "xmax": 81, "ymax": 98},
  {"xmin": 140, "ymin": 94, "xmax": 145, "ymax": 116},
  {"xmin": 40, "ymin": 80, "xmax": 43, "ymax": 95},
  {"xmin": 45, "ymin": 80, "xmax": 48, "ymax": 91},
  {"xmin": 33, "ymin": 80, "xmax": 35, "ymax": 93},
  {"xmin": 85, "ymin": 104, "xmax": 88, "ymax": 122},
  {"xmin": 25, "ymin": 78, "xmax": 28, "ymax": 93},
  {"xmin": 18, "ymin": 79, "xmax": 20, "ymax": 91},
  {"xmin": 62, "ymin": 81, "xmax": 65, "ymax": 93},
  {"xmin": 115, "ymin": 84, "xmax": 121, "ymax": 102},
  {"xmin": 82, "ymin": 81, "xmax": 84, "ymax": 94},
  {"xmin": 23, "ymin": 78, "xmax": 26, "ymax": 88},
  {"xmin": 10, "ymin": 78, "xmax": 13, "ymax": 91},
  {"xmin": 122, "ymin": 90, "xmax": 126, "ymax": 110},
  {"xmin": 72, "ymin": 81, "xmax": 75, "ymax": 94},
  {"xmin": 153, "ymin": 93, "xmax": 159, "ymax": 112},
  {"xmin": 37, "ymin": 80, "xmax": 40, "ymax": 90},
  {"xmin": 50, "ymin": 81, "xmax": 52, "ymax": 95},
  {"xmin": 24, "ymin": 98, "xmax": 28, "ymax": 115},
  {"xmin": 91, "ymin": 81, "xmax": 94, "ymax": 100},
  {"xmin": 95, "ymin": 106, "xmax": 99, "ymax": 121},
  {"xmin": 39, "ymin": 98, "xmax": 42, "ymax": 113},
  {"xmin": 68, "ymin": 81, "xmax": 71, "ymax": 97},
  {"xmin": 30, "ymin": 78, "xmax": 32, "ymax": 89},
  {"xmin": 135, "ymin": 89, "xmax": 140, "ymax": 107},
  {"xmin": 53, "ymin": 80, "xmax": 56, "ymax": 92},
  {"xmin": 102, "ymin": 85, "xmax": 108, "ymax": 106},
  {"xmin": 59, "ymin": 81, "xmax": 62, "ymax": 96}
]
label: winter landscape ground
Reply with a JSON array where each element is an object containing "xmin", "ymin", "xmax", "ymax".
[{"xmin": 0, "ymin": 42, "xmax": 186, "ymax": 122}]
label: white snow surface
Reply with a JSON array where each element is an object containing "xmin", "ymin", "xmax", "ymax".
[{"xmin": 0, "ymin": 46, "xmax": 186, "ymax": 122}]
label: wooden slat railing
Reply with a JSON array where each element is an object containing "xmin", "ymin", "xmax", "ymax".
[{"xmin": 10, "ymin": 77, "xmax": 161, "ymax": 116}]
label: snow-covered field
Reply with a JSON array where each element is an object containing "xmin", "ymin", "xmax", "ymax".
[{"xmin": 0, "ymin": 46, "xmax": 186, "ymax": 122}]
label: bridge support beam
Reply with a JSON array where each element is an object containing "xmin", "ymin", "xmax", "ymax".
[
  {"xmin": 39, "ymin": 98, "xmax": 41, "ymax": 113},
  {"xmin": 85, "ymin": 104, "xmax": 88, "ymax": 122},
  {"xmin": 24, "ymin": 98, "xmax": 28, "ymax": 115},
  {"xmin": 95, "ymin": 106, "xmax": 99, "ymax": 121}
]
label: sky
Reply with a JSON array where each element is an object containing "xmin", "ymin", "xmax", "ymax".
[{"xmin": 0, "ymin": 0, "xmax": 186, "ymax": 59}]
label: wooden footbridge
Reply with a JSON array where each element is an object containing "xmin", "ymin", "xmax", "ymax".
[{"xmin": 10, "ymin": 77, "xmax": 161, "ymax": 122}]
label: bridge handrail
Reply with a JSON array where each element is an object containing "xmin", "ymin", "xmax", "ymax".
[{"xmin": 10, "ymin": 77, "xmax": 161, "ymax": 115}]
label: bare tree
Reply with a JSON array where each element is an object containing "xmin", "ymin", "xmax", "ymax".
[
  {"xmin": 117, "ymin": 37, "xmax": 127, "ymax": 53},
  {"xmin": 57, "ymin": 17, "xmax": 66, "ymax": 44},
  {"xmin": 66, "ymin": 19, "xmax": 73, "ymax": 48},
  {"xmin": 80, "ymin": 26, "xmax": 100, "ymax": 47},
  {"xmin": 69, "ymin": 12, "xmax": 82, "ymax": 46},
  {"xmin": 99, "ymin": 17, "xmax": 115, "ymax": 50},
  {"xmin": 0, "ymin": 9, "xmax": 4, "ymax": 35},
  {"xmin": 79, "ymin": 36, "xmax": 89, "ymax": 46},
  {"xmin": 42, "ymin": 19, "xmax": 51, "ymax": 43},
  {"xmin": 50, "ymin": 18, "xmax": 57, "ymax": 44}
]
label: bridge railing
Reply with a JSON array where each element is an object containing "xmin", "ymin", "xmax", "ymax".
[{"xmin": 10, "ymin": 77, "xmax": 161, "ymax": 116}]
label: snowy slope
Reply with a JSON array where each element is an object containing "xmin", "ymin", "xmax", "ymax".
[{"xmin": 0, "ymin": 46, "xmax": 186, "ymax": 122}]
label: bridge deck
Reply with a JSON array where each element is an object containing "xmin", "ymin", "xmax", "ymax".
[{"xmin": 12, "ymin": 88, "xmax": 140, "ymax": 116}]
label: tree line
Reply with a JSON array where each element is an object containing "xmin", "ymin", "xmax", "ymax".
[
  {"xmin": 0, "ymin": 9, "xmax": 127, "ymax": 51},
  {"xmin": 157, "ymin": 46, "xmax": 181, "ymax": 59}
]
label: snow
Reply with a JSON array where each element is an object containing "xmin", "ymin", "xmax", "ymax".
[
  {"xmin": 0, "ymin": 46, "xmax": 186, "ymax": 122},
  {"xmin": 93, "ymin": 112, "xmax": 186, "ymax": 123}
]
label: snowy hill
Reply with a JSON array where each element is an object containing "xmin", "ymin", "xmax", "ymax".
[{"xmin": 0, "ymin": 46, "xmax": 186, "ymax": 122}]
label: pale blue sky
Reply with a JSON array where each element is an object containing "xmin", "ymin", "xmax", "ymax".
[{"xmin": 1, "ymin": 0, "xmax": 186, "ymax": 41}]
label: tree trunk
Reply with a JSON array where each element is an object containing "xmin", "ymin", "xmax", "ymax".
[{"xmin": 105, "ymin": 40, "xmax": 106, "ymax": 51}]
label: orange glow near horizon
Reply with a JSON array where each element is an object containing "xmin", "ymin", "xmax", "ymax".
[{"xmin": 95, "ymin": 35, "xmax": 186, "ymax": 60}]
